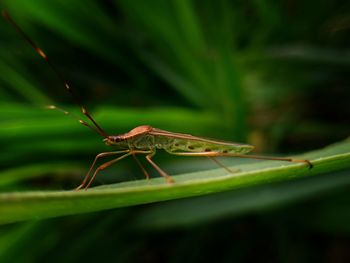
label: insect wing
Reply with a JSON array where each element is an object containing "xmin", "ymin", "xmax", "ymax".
[{"xmin": 149, "ymin": 128, "xmax": 254, "ymax": 154}]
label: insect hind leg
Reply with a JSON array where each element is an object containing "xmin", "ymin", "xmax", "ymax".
[
  {"xmin": 207, "ymin": 157, "xmax": 240, "ymax": 173},
  {"xmin": 169, "ymin": 151, "xmax": 312, "ymax": 169}
]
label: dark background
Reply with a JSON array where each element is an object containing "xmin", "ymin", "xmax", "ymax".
[{"xmin": 0, "ymin": 0, "xmax": 349, "ymax": 262}]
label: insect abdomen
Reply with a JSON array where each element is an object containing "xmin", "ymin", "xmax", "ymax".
[{"xmin": 165, "ymin": 138, "xmax": 254, "ymax": 154}]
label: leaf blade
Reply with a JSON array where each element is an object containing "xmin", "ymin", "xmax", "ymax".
[{"xmin": 0, "ymin": 139, "xmax": 349, "ymax": 224}]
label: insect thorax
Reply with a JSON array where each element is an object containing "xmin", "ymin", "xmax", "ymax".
[
  {"xmin": 105, "ymin": 134, "xmax": 172, "ymax": 150},
  {"xmin": 130, "ymin": 134, "xmax": 173, "ymax": 150}
]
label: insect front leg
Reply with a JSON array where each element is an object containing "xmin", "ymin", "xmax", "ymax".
[
  {"xmin": 145, "ymin": 151, "xmax": 174, "ymax": 184},
  {"xmin": 84, "ymin": 151, "xmax": 136, "ymax": 190},
  {"xmin": 83, "ymin": 150, "xmax": 154, "ymax": 190},
  {"xmin": 75, "ymin": 150, "xmax": 130, "ymax": 191}
]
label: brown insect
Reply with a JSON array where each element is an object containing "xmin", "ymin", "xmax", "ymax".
[{"xmin": 3, "ymin": 10, "xmax": 312, "ymax": 190}]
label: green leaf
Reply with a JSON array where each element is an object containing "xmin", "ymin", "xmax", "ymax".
[
  {"xmin": 132, "ymin": 170, "xmax": 350, "ymax": 229},
  {"xmin": 0, "ymin": 138, "xmax": 349, "ymax": 225}
]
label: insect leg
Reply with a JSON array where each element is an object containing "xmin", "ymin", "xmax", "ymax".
[
  {"xmin": 225, "ymin": 154, "xmax": 313, "ymax": 168},
  {"xmin": 83, "ymin": 150, "xmax": 153, "ymax": 190},
  {"xmin": 132, "ymin": 154, "xmax": 150, "ymax": 180},
  {"xmin": 84, "ymin": 152, "xmax": 135, "ymax": 190},
  {"xmin": 169, "ymin": 152, "xmax": 313, "ymax": 168},
  {"xmin": 75, "ymin": 150, "xmax": 130, "ymax": 191},
  {"xmin": 207, "ymin": 157, "xmax": 240, "ymax": 173},
  {"xmin": 145, "ymin": 151, "xmax": 174, "ymax": 184}
]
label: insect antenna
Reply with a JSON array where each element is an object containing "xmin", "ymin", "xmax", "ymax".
[
  {"xmin": 46, "ymin": 105, "xmax": 105, "ymax": 136},
  {"xmin": 2, "ymin": 10, "xmax": 108, "ymax": 137}
]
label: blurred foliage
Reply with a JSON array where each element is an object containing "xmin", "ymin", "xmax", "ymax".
[{"xmin": 0, "ymin": 0, "xmax": 349, "ymax": 262}]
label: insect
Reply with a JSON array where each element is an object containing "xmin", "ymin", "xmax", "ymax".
[{"xmin": 3, "ymin": 10, "xmax": 313, "ymax": 190}]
